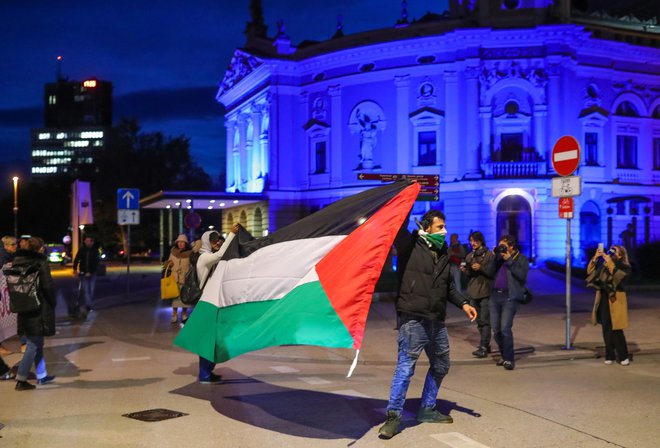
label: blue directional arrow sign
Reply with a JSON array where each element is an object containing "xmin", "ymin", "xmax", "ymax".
[{"xmin": 117, "ymin": 188, "xmax": 140, "ymax": 210}]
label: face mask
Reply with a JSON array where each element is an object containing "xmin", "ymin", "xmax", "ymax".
[{"xmin": 425, "ymin": 228, "xmax": 447, "ymax": 249}]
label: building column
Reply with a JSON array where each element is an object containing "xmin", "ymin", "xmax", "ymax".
[
  {"xmin": 237, "ymin": 113, "xmax": 248, "ymax": 192},
  {"xmin": 546, "ymin": 59, "xmax": 562, "ymax": 173},
  {"xmin": 299, "ymin": 91, "xmax": 310, "ymax": 189},
  {"xmin": 250, "ymin": 106, "xmax": 263, "ymax": 191},
  {"xmin": 465, "ymin": 64, "xmax": 481, "ymax": 178},
  {"xmin": 394, "ymin": 75, "xmax": 410, "ymax": 173},
  {"xmin": 479, "ymin": 106, "xmax": 492, "ymax": 165},
  {"xmin": 444, "ymin": 71, "xmax": 459, "ymax": 180},
  {"xmin": 533, "ymin": 105, "xmax": 548, "ymax": 174},
  {"xmin": 328, "ymin": 85, "xmax": 342, "ymax": 187},
  {"xmin": 225, "ymin": 121, "xmax": 235, "ymax": 190}
]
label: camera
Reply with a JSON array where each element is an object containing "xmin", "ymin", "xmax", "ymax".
[
  {"xmin": 494, "ymin": 244, "xmax": 508, "ymax": 255},
  {"xmin": 608, "ymin": 247, "xmax": 616, "ymax": 256}
]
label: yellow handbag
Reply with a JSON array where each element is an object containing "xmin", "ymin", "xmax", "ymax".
[{"xmin": 160, "ymin": 265, "xmax": 179, "ymax": 300}]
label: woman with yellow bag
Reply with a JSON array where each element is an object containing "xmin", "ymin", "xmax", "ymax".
[{"xmin": 163, "ymin": 234, "xmax": 192, "ymax": 324}]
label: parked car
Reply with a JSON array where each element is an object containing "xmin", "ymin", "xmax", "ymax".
[{"xmin": 46, "ymin": 244, "xmax": 71, "ymax": 265}]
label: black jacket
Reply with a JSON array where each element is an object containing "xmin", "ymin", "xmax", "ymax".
[
  {"xmin": 395, "ymin": 230, "xmax": 468, "ymax": 321},
  {"xmin": 12, "ymin": 249, "xmax": 57, "ymax": 337},
  {"xmin": 73, "ymin": 244, "xmax": 100, "ymax": 274},
  {"xmin": 465, "ymin": 246, "xmax": 496, "ymax": 300}
]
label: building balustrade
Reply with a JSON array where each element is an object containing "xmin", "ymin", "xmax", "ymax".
[
  {"xmin": 482, "ymin": 160, "xmax": 546, "ymax": 178},
  {"xmin": 616, "ymin": 168, "xmax": 642, "ymax": 184}
]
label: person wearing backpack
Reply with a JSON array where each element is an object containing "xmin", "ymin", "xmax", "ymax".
[
  {"xmin": 165, "ymin": 234, "xmax": 192, "ymax": 324},
  {"xmin": 12, "ymin": 237, "xmax": 57, "ymax": 390},
  {"xmin": 195, "ymin": 225, "xmax": 237, "ymax": 384}
]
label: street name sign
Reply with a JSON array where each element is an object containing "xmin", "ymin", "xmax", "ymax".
[
  {"xmin": 552, "ymin": 136, "xmax": 581, "ymax": 177},
  {"xmin": 551, "ymin": 175, "xmax": 581, "ymax": 197},
  {"xmin": 118, "ymin": 209, "xmax": 140, "ymax": 225},
  {"xmin": 117, "ymin": 188, "xmax": 140, "ymax": 210},
  {"xmin": 558, "ymin": 197, "xmax": 574, "ymax": 219}
]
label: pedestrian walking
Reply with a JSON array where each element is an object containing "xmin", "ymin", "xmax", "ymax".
[
  {"xmin": 378, "ymin": 210, "xmax": 477, "ymax": 439},
  {"xmin": 490, "ymin": 235, "xmax": 529, "ymax": 371},
  {"xmin": 12, "ymin": 237, "xmax": 57, "ymax": 390},
  {"xmin": 165, "ymin": 234, "xmax": 192, "ymax": 324},
  {"xmin": 448, "ymin": 233, "xmax": 467, "ymax": 293},
  {"xmin": 586, "ymin": 245, "xmax": 631, "ymax": 365},
  {"xmin": 461, "ymin": 231, "xmax": 495, "ymax": 359},
  {"xmin": 1, "ymin": 235, "xmax": 18, "ymax": 356},
  {"xmin": 73, "ymin": 235, "xmax": 100, "ymax": 317}
]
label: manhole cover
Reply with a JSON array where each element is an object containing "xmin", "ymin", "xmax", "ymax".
[{"xmin": 122, "ymin": 408, "xmax": 188, "ymax": 422}]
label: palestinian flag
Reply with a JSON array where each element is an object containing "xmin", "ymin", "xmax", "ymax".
[{"xmin": 174, "ymin": 180, "xmax": 420, "ymax": 374}]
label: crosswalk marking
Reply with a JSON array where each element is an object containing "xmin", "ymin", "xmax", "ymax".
[
  {"xmin": 329, "ymin": 389, "xmax": 370, "ymax": 399},
  {"xmin": 111, "ymin": 356, "xmax": 151, "ymax": 362},
  {"xmin": 270, "ymin": 365, "xmax": 300, "ymax": 373},
  {"xmin": 298, "ymin": 376, "xmax": 331, "ymax": 385},
  {"xmin": 430, "ymin": 432, "xmax": 490, "ymax": 448}
]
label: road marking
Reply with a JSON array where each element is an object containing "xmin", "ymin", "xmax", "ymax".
[
  {"xmin": 430, "ymin": 432, "xmax": 490, "ymax": 448},
  {"xmin": 330, "ymin": 389, "xmax": 370, "ymax": 399},
  {"xmin": 298, "ymin": 376, "xmax": 331, "ymax": 385},
  {"xmin": 270, "ymin": 365, "xmax": 300, "ymax": 373},
  {"xmin": 111, "ymin": 357, "xmax": 151, "ymax": 362},
  {"xmin": 553, "ymin": 149, "xmax": 578, "ymax": 162}
]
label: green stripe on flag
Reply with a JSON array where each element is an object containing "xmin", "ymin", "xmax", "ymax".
[{"xmin": 175, "ymin": 280, "xmax": 354, "ymax": 363}]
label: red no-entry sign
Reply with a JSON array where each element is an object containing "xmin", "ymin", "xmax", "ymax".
[{"xmin": 552, "ymin": 136, "xmax": 581, "ymax": 177}]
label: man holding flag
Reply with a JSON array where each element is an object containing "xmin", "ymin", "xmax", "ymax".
[{"xmin": 378, "ymin": 210, "xmax": 477, "ymax": 440}]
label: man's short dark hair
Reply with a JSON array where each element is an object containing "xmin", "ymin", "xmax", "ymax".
[
  {"xmin": 421, "ymin": 210, "xmax": 445, "ymax": 228},
  {"xmin": 469, "ymin": 231, "xmax": 486, "ymax": 246},
  {"xmin": 499, "ymin": 234, "xmax": 518, "ymax": 249}
]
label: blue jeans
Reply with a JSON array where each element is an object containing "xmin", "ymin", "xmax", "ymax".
[
  {"xmin": 198, "ymin": 357, "xmax": 216, "ymax": 380},
  {"xmin": 489, "ymin": 291, "xmax": 519, "ymax": 363},
  {"xmin": 16, "ymin": 335, "xmax": 48, "ymax": 382},
  {"xmin": 80, "ymin": 274, "xmax": 97, "ymax": 309},
  {"xmin": 386, "ymin": 315, "xmax": 451, "ymax": 415}
]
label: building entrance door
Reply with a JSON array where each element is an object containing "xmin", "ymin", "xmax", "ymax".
[{"xmin": 496, "ymin": 195, "xmax": 532, "ymax": 259}]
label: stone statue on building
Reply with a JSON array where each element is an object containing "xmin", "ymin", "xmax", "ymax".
[{"xmin": 356, "ymin": 108, "xmax": 380, "ymax": 170}]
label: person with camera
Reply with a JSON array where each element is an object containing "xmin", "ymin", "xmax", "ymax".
[
  {"xmin": 490, "ymin": 235, "xmax": 528, "ymax": 371},
  {"xmin": 586, "ymin": 245, "xmax": 631, "ymax": 365},
  {"xmin": 378, "ymin": 210, "xmax": 477, "ymax": 439},
  {"xmin": 461, "ymin": 231, "xmax": 496, "ymax": 359}
]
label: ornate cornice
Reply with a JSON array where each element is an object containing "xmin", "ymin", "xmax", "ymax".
[{"xmin": 220, "ymin": 50, "xmax": 264, "ymax": 95}]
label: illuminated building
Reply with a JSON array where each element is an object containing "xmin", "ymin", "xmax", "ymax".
[
  {"xmin": 31, "ymin": 76, "xmax": 112, "ymax": 177},
  {"xmin": 218, "ymin": 0, "xmax": 660, "ymax": 263}
]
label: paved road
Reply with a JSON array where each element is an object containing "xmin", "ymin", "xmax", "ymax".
[{"xmin": 1, "ymin": 266, "xmax": 659, "ymax": 448}]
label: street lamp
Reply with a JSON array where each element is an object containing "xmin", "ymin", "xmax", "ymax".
[{"xmin": 12, "ymin": 176, "xmax": 19, "ymax": 239}]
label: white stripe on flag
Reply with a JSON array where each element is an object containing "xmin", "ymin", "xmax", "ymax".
[
  {"xmin": 201, "ymin": 236, "xmax": 345, "ymax": 308},
  {"xmin": 553, "ymin": 149, "xmax": 578, "ymax": 162}
]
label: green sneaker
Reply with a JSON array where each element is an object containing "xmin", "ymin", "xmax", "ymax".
[
  {"xmin": 378, "ymin": 411, "xmax": 401, "ymax": 439},
  {"xmin": 416, "ymin": 407, "xmax": 453, "ymax": 423}
]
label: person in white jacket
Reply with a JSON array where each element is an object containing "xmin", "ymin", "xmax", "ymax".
[{"xmin": 195, "ymin": 223, "xmax": 238, "ymax": 384}]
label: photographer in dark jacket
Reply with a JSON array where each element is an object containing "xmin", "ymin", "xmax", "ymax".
[
  {"xmin": 462, "ymin": 231, "xmax": 496, "ymax": 358},
  {"xmin": 13, "ymin": 237, "xmax": 57, "ymax": 390},
  {"xmin": 490, "ymin": 235, "xmax": 529, "ymax": 371},
  {"xmin": 73, "ymin": 235, "xmax": 100, "ymax": 316},
  {"xmin": 379, "ymin": 210, "xmax": 477, "ymax": 440}
]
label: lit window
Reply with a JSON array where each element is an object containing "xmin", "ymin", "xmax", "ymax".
[
  {"xmin": 38, "ymin": 133, "xmax": 50, "ymax": 140},
  {"xmin": 418, "ymin": 131, "xmax": 437, "ymax": 166},
  {"xmin": 48, "ymin": 95, "xmax": 56, "ymax": 105},
  {"xmin": 80, "ymin": 131, "xmax": 103, "ymax": 139},
  {"xmin": 56, "ymin": 132, "xmax": 67, "ymax": 139},
  {"xmin": 585, "ymin": 132, "xmax": 598, "ymax": 166},
  {"xmin": 314, "ymin": 141, "xmax": 327, "ymax": 173},
  {"xmin": 616, "ymin": 135, "xmax": 637, "ymax": 168}
]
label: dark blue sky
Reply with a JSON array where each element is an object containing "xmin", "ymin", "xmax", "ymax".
[{"xmin": 0, "ymin": 0, "xmax": 447, "ymax": 190}]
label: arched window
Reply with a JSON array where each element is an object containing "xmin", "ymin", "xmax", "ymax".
[
  {"xmin": 253, "ymin": 207, "xmax": 263, "ymax": 236},
  {"xmin": 240, "ymin": 210, "xmax": 248, "ymax": 229},
  {"xmin": 496, "ymin": 195, "xmax": 532, "ymax": 258},
  {"xmin": 614, "ymin": 101, "xmax": 639, "ymax": 117},
  {"xmin": 226, "ymin": 212, "xmax": 234, "ymax": 230}
]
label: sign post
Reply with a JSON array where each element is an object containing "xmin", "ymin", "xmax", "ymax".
[
  {"xmin": 117, "ymin": 188, "xmax": 140, "ymax": 295},
  {"xmin": 551, "ymin": 136, "xmax": 581, "ymax": 350}
]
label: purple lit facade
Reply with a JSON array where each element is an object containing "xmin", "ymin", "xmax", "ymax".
[{"xmin": 217, "ymin": 0, "xmax": 660, "ymax": 264}]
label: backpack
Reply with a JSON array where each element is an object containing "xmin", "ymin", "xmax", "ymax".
[
  {"xmin": 2, "ymin": 263, "xmax": 41, "ymax": 313},
  {"xmin": 179, "ymin": 252, "xmax": 216, "ymax": 306}
]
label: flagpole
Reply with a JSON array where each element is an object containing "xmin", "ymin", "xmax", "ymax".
[{"xmin": 347, "ymin": 349, "xmax": 360, "ymax": 378}]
